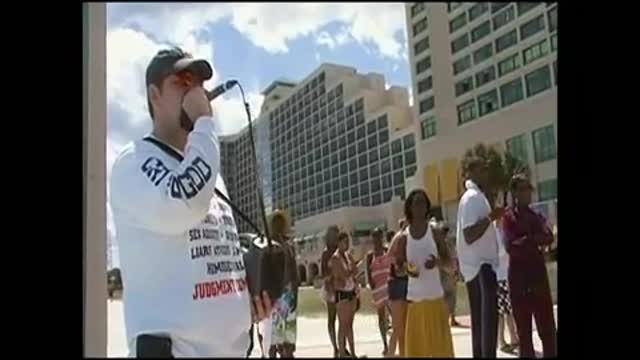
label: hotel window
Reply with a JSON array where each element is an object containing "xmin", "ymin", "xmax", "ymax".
[
  {"xmin": 455, "ymin": 76, "xmax": 474, "ymax": 97},
  {"xmin": 525, "ymin": 65, "xmax": 552, "ymax": 97},
  {"xmin": 413, "ymin": 17, "xmax": 428, "ymax": 36},
  {"xmin": 491, "ymin": 2, "xmax": 509, "ymax": 14},
  {"xmin": 414, "ymin": 37, "xmax": 430, "ymax": 56},
  {"xmin": 548, "ymin": 6, "xmax": 558, "ymax": 33},
  {"xmin": 419, "ymin": 96, "xmax": 435, "ymax": 114},
  {"xmin": 379, "ymin": 129, "xmax": 389, "ymax": 144},
  {"xmin": 418, "ymin": 76, "xmax": 433, "ymax": 94},
  {"xmin": 350, "ymin": 186, "xmax": 359, "ymax": 199},
  {"xmin": 523, "ymin": 38, "xmax": 550, "ymax": 65},
  {"xmin": 532, "ymin": 124, "xmax": 556, "ymax": 163},
  {"xmin": 416, "ymin": 56, "xmax": 432, "ymax": 75},
  {"xmin": 473, "ymin": 43, "xmax": 493, "ymax": 65},
  {"xmin": 498, "ymin": 53, "xmax": 521, "ymax": 77},
  {"xmin": 421, "ymin": 116, "xmax": 436, "ymax": 139},
  {"xmin": 403, "ymin": 134, "xmax": 415, "ymax": 149},
  {"xmin": 500, "ymin": 78, "xmax": 524, "ymax": 107},
  {"xmin": 370, "ymin": 163, "xmax": 380, "ymax": 178},
  {"xmin": 475, "ymin": 65, "xmax": 496, "ymax": 87},
  {"xmin": 471, "ymin": 20, "xmax": 491, "ymax": 43},
  {"xmin": 477, "ymin": 89, "xmax": 499, "ymax": 117},
  {"xmin": 520, "ymin": 14, "xmax": 546, "ymax": 40},
  {"xmin": 451, "ymin": 33, "xmax": 470, "ymax": 54},
  {"xmin": 411, "ymin": 3, "xmax": 425, "ymax": 18},
  {"xmin": 380, "ymin": 144, "xmax": 390, "ymax": 159},
  {"xmin": 450, "ymin": 13, "xmax": 467, "ymax": 33},
  {"xmin": 550, "ymin": 34, "xmax": 557, "ymax": 52},
  {"xmin": 495, "ymin": 29, "xmax": 518, "ymax": 53},
  {"xmin": 367, "ymin": 120, "xmax": 377, "ymax": 135},
  {"xmin": 448, "ymin": 2, "xmax": 464, "ymax": 12},
  {"xmin": 469, "ymin": 3, "xmax": 489, "ymax": 22},
  {"xmin": 453, "ymin": 55, "xmax": 472, "ymax": 75},
  {"xmin": 506, "ymin": 134, "xmax": 528, "ymax": 163},
  {"xmin": 358, "ymin": 139, "xmax": 367, "ymax": 153},
  {"xmin": 493, "ymin": 6, "xmax": 515, "ymax": 31},
  {"xmin": 368, "ymin": 134, "xmax": 378, "ymax": 150},
  {"xmin": 537, "ymin": 178, "xmax": 558, "ymax": 201},
  {"xmin": 393, "ymin": 155, "xmax": 404, "ymax": 171},
  {"xmin": 392, "ymin": 139, "xmax": 402, "ymax": 155},
  {"xmin": 405, "ymin": 150, "xmax": 417, "ymax": 166},
  {"xmin": 517, "ymin": 2, "xmax": 541, "ymax": 16},
  {"xmin": 381, "ymin": 159, "xmax": 391, "ymax": 174},
  {"xmin": 369, "ymin": 149, "xmax": 379, "ymax": 162},
  {"xmin": 457, "ymin": 99, "xmax": 477, "ymax": 125}
]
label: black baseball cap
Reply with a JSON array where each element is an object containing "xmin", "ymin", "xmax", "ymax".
[{"xmin": 145, "ymin": 47, "xmax": 213, "ymax": 87}]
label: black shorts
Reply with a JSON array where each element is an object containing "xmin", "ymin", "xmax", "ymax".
[
  {"xmin": 388, "ymin": 277, "xmax": 408, "ymax": 301},
  {"xmin": 335, "ymin": 290, "xmax": 357, "ymax": 303}
]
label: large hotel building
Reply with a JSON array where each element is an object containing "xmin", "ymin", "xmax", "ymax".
[
  {"xmin": 405, "ymin": 2, "xmax": 557, "ymax": 224},
  {"xmin": 221, "ymin": 64, "xmax": 417, "ymax": 282},
  {"xmin": 220, "ymin": 2, "xmax": 558, "ymax": 284}
]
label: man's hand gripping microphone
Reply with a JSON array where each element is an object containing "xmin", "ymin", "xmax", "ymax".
[{"xmin": 179, "ymin": 78, "xmax": 238, "ymax": 131}]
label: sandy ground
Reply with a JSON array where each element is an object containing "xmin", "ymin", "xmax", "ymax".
[{"xmin": 108, "ymin": 300, "xmax": 554, "ymax": 358}]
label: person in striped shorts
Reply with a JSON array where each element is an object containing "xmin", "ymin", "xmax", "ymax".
[{"xmin": 365, "ymin": 228, "xmax": 393, "ymax": 355}]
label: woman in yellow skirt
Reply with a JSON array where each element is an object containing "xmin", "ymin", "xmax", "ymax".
[{"xmin": 389, "ymin": 189, "xmax": 455, "ymax": 358}]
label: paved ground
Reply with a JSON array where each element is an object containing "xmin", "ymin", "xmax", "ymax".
[{"xmin": 108, "ymin": 300, "xmax": 556, "ymax": 358}]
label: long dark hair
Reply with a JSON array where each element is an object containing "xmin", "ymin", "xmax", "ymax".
[{"xmin": 404, "ymin": 189, "xmax": 432, "ymax": 224}]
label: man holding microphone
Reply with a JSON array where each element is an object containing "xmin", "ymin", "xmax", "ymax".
[{"xmin": 110, "ymin": 47, "xmax": 271, "ymax": 357}]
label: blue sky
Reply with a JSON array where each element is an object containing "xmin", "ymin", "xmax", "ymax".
[{"xmin": 106, "ymin": 2, "xmax": 412, "ymax": 268}]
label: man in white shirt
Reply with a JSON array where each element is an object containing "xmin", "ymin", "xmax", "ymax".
[
  {"xmin": 456, "ymin": 157, "xmax": 504, "ymax": 358},
  {"xmin": 110, "ymin": 47, "xmax": 271, "ymax": 357}
]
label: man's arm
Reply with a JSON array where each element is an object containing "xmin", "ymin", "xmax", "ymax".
[
  {"xmin": 389, "ymin": 232, "xmax": 407, "ymax": 266},
  {"xmin": 110, "ymin": 116, "xmax": 220, "ymax": 235},
  {"xmin": 502, "ymin": 213, "xmax": 527, "ymax": 256},
  {"xmin": 533, "ymin": 213, "xmax": 554, "ymax": 246},
  {"xmin": 320, "ymin": 251, "xmax": 330, "ymax": 278},
  {"xmin": 460, "ymin": 194, "xmax": 499, "ymax": 245},
  {"xmin": 463, "ymin": 217, "xmax": 492, "ymax": 245}
]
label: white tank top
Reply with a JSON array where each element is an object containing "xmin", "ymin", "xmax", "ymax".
[{"xmin": 406, "ymin": 226, "xmax": 444, "ymax": 301}]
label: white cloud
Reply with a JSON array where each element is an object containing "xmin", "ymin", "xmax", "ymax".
[
  {"xmin": 109, "ymin": 2, "xmax": 407, "ymax": 60},
  {"xmin": 316, "ymin": 31, "xmax": 336, "ymax": 49},
  {"xmin": 315, "ymin": 26, "xmax": 354, "ymax": 51},
  {"xmin": 215, "ymin": 91, "xmax": 265, "ymax": 135}
]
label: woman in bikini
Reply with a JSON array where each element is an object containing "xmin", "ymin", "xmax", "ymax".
[{"xmin": 329, "ymin": 232, "xmax": 359, "ymax": 358}]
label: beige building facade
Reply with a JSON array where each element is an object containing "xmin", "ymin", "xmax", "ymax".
[{"xmin": 405, "ymin": 2, "xmax": 558, "ymax": 227}]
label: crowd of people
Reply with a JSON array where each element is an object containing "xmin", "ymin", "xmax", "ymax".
[{"xmin": 255, "ymin": 158, "xmax": 557, "ymax": 358}]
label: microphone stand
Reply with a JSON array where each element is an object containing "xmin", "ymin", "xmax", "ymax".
[{"xmin": 235, "ymin": 82, "xmax": 286, "ymax": 303}]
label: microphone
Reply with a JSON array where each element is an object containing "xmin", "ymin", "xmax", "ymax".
[{"xmin": 206, "ymin": 80, "xmax": 238, "ymax": 101}]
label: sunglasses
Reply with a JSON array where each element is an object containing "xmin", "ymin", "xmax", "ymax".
[{"xmin": 173, "ymin": 71, "xmax": 203, "ymax": 88}]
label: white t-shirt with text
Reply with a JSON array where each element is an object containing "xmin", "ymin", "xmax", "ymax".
[{"xmin": 110, "ymin": 117, "xmax": 252, "ymax": 357}]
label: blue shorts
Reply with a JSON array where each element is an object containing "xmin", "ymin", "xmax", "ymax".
[{"xmin": 388, "ymin": 277, "xmax": 408, "ymax": 301}]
